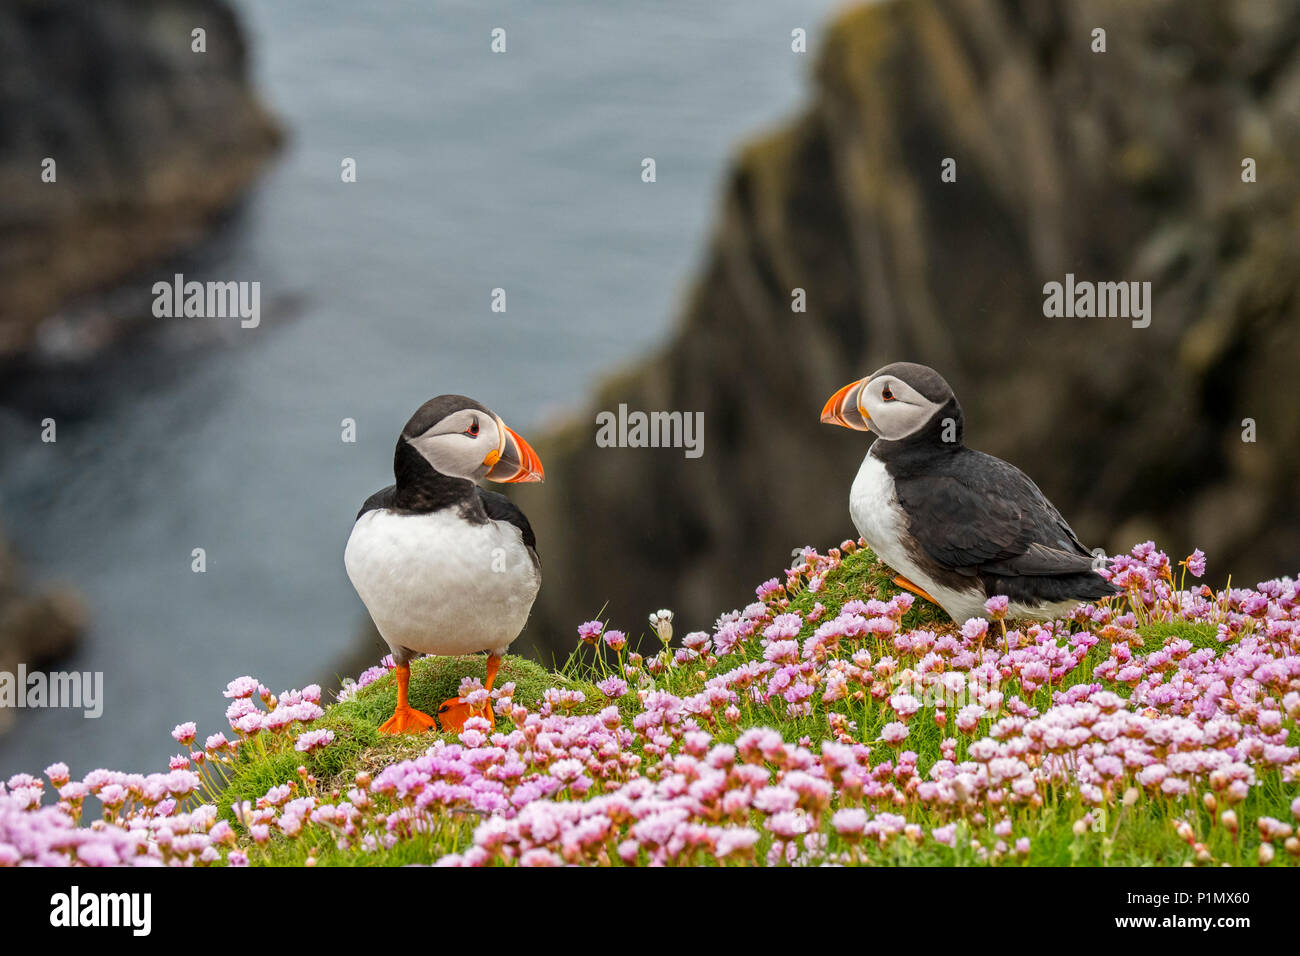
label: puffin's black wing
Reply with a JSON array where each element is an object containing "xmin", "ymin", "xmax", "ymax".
[
  {"xmin": 356, "ymin": 485, "xmax": 396, "ymax": 520},
  {"xmin": 478, "ymin": 487, "xmax": 538, "ymax": 554},
  {"xmin": 893, "ymin": 450, "xmax": 1096, "ymax": 578}
]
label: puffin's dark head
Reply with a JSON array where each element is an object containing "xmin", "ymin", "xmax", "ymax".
[
  {"xmin": 400, "ymin": 394, "xmax": 544, "ymax": 483},
  {"xmin": 820, "ymin": 362, "xmax": 963, "ymax": 443}
]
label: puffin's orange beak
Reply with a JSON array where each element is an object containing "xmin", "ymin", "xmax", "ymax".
[
  {"xmin": 820, "ymin": 378, "xmax": 872, "ymax": 431},
  {"xmin": 484, "ymin": 420, "xmax": 545, "ymax": 483}
]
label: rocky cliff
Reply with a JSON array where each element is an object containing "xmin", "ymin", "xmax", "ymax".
[
  {"xmin": 0, "ymin": 0, "xmax": 281, "ymax": 703},
  {"xmin": 0, "ymin": 531, "xmax": 85, "ymax": 735},
  {"xmin": 0, "ymin": 0, "xmax": 282, "ymax": 356},
  {"xmin": 510, "ymin": 0, "xmax": 1300, "ymax": 659}
]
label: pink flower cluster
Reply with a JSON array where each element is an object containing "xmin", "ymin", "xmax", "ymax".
[
  {"xmin": 1, "ymin": 541, "xmax": 1297, "ymax": 867},
  {"xmin": 1, "ymin": 766, "xmax": 224, "ymax": 866},
  {"xmin": 0, "ymin": 676, "xmax": 329, "ymax": 866}
]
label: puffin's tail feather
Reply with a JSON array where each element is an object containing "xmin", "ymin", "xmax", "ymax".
[{"xmin": 983, "ymin": 570, "xmax": 1121, "ymax": 607}]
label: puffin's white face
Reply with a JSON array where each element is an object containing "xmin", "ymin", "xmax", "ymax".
[
  {"xmin": 821, "ymin": 373, "xmax": 946, "ymax": 441},
  {"xmin": 408, "ymin": 408, "xmax": 544, "ymax": 482}
]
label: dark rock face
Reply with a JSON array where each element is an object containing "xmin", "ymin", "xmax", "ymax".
[
  {"xmin": 0, "ymin": 0, "xmax": 280, "ymax": 720},
  {"xmin": 0, "ymin": 0, "xmax": 282, "ymax": 355},
  {"xmin": 510, "ymin": 0, "xmax": 1300, "ymax": 659},
  {"xmin": 0, "ymin": 529, "xmax": 87, "ymax": 736}
]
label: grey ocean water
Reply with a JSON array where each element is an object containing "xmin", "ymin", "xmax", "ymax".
[{"xmin": 0, "ymin": 1, "xmax": 845, "ymax": 775}]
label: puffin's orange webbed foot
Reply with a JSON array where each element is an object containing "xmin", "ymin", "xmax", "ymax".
[
  {"xmin": 892, "ymin": 574, "xmax": 940, "ymax": 606},
  {"xmin": 438, "ymin": 653, "xmax": 503, "ymax": 733},
  {"xmin": 379, "ymin": 705, "xmax": 438, "ymax": 735},
  {"xmin": 379, "ymin": 661, "xmax": 437, "ymax": 734},
  {"xmin": 437, "ymin": 697, "xmax": 495, "ymax": 734}
]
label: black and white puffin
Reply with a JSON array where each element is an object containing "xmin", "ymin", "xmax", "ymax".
[
  {"xmin": 820, "ymin": 362, "xmax": 1118, "ymax": 622},
  {"xmin": 344, "ymin": 395, "xmax": 544, "ymax": 734}
]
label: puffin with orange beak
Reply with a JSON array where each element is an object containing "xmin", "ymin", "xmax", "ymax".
[
  {"xmin": 344, "ymin": 395, "xmax": 544, "ymax": 734},
  {"xmin": 821, "ymin": 362, "xmax": 1118, "ymax": 622}
]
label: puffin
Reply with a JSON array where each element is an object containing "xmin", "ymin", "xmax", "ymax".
[
  {"xmin": 344, "ymin": 395, "xmax": 544, "ymax": 734},
  {"xmin": 820, "ymin": 362, "xmax": 1118, "ymax": 622}
]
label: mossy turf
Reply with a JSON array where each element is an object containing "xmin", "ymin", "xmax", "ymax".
[{"xmin": 786, "ymin": 545, "xmax": 952, "ymax": 635}]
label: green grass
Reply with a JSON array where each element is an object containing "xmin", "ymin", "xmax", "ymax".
[{"xmin": 1137, "ymin": 619, "xmax": 1220, "ymax": 651}]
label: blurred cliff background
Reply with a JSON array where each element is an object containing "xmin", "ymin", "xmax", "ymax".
[{"xmin": 2, "ymin": 0, "xmax": 1299, "ymax": 774}]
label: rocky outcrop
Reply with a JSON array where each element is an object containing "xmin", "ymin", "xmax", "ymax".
[
  {"xmin": 510, "ymin": 0, "xmax": 1300, "ymax": 659},
  {"xmin": 0, "ymin": 529, "xmax": 87, "ymax": 735},
  {"xmin": 0, "ymin": 0, "xmax": 280, "ymax": 718},
  {"xmin": 0, "ymin": 0, "xmax": 282, "ymax": 356}
]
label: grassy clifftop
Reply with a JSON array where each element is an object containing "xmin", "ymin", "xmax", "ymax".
[
  {"xmin": 188, "ymin": 544, "xmax": 1299, "ymax": 866},
  {"xmin": 4, "ymin": 541, "xmax": 1297, "ymax": 867}
]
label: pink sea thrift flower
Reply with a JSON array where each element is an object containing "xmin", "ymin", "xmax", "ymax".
[
  {"xmin": 881, "ymin": 722, "xmax": 909, "ymax": 745},
  {"xmin": 683, "ymin": 632, "xmax": 711, "ymax": 653},
  {"xmin": 171, "ymin": 722, "xmax": 197, "ymax": 745},
  {"xmin": 597, "ymin": 677, "xmax": 628, "ymax": 699},
  {"xmin": 889, "ymin": 693, "xmax": 921, "ymax": 720},
  {"xmin": 832, "ymin": 808, "xmax": 868, "ymax": 840},
  {"xmin": 295, "ymin": 729, "xmax": 335, "ymax": 753},
  {"xmin": 715, "ymin": 828, "xmax": 760, "ymax": 859},
  {"xmin": 984, "ymin": 596, "xmax": 1009, "ymax": 620},
  {"xmin": 223, "ymin": 677, "xmax": 260, "ymax": 699}
]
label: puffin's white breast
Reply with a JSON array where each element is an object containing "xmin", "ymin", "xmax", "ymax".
[
  {"xmin": 848, "ymin": 452, "xmax": 986, "ymax": 622},
  {"xmin": 344, "ymin": 508, "xmax": 540, "ymax": 657},
  {"xmin": 849, "ymin": 452, "xmax": 907, "ymax": 565}
]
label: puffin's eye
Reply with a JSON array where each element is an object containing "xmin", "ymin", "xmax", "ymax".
[
  {"xmin": 881, "ymin": 386, "xmax": 895, "ymax": 402},
  {"xmin": 466, "ymin": 420, "xmax": 480, "ymax": 437}
]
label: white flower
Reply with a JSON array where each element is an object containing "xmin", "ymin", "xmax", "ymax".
[{"xmin": 649, "ymin": 609, "xmax": 674, "ymax": 644}]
